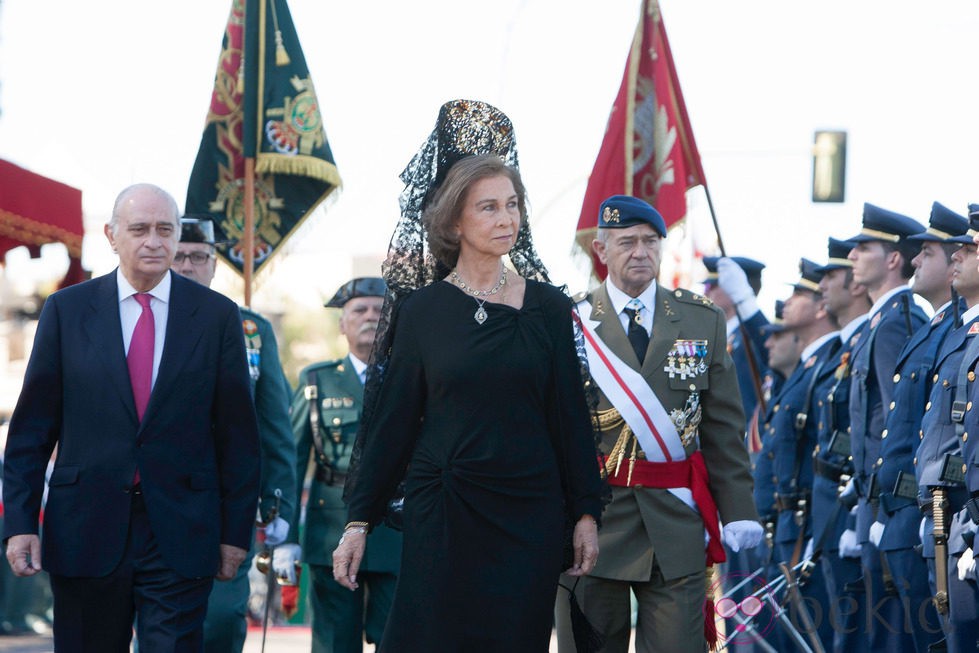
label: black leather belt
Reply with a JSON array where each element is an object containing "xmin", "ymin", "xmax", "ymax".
[
  {"xmin": 774, "ymin": 493, "xmax": 808, "ymax": 512},
  {"xmin": 314, "ymin": 465, "xmax": 348, "ymax": 487}
]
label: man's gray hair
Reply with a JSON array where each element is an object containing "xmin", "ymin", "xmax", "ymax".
[{"xmin": 107, "ymin": 183, "xmax": 181, "ymax": 237}]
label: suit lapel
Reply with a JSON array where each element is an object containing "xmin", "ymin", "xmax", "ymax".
[
  {"xmin": 642, "ymin": 285, "xmax": 681, "ymax": 376},
  {"xmin": 83, "ymin": 272, "xmax": 138, "ymax": 422},
  {"xmin": 142, "ymin": 274, "xmax": 206, "ymax": 427}
]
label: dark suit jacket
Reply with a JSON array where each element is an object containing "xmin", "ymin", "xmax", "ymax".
[{"xmin": 2, "ymin": 270, "xmax": 260, "ymax": 579}]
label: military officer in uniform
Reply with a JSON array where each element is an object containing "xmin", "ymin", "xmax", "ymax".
[
  {"xmin": 868, "ymin": 202, "xmax": 966, "ymax": 652},
  {"xmin": 554, "ymin": 195, "xmax": 762, "ymax": 653},
  {"xmin": 845, "ymin": 203, "xmax": 926, "ymax": 650},
  {"xmin": 171, "ymin": 218, "xmax": 297, "ymax": 653},
  {"xmin": 917, "ymin": 211, "xmax": 979, "ymax": 652},
  {"xmin": 757, "ymin": 259, "xmax": 839, "ymax": 650},
  {"xmin": 702, "ymin": 255, "xmax": 769, "ymax": 450},
  {"xmin": 812, "ymin": 237, "xmax": 871, "ymax": 653},
  {"xmin": 285, "ymin": 277, "xmax": 402, "ymax": 653}
]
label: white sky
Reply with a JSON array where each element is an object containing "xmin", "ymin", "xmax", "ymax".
[{"xmin": 2, "ymin": 0, "xmax": 978, "ymax": 315}]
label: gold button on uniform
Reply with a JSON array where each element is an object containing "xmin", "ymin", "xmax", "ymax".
[
  {"xmin": 911, "ymin": 372, "xmax": 917, "ymax": 380},
  {"xmin": 913, "ymin": 457, "xmax": 918, "ymax": 465},
  {"xmin": 332, "ymin": 417, "xmax": 342, "ymax": 425},
  {"xmin": 894, "ymin": 374, "xmax": 901, "ymax": 383},
  {"xmin": 943, "ymin": 380, "xmax": 950, "ymax": 388},
  {"xmin": 964, "ymin": 433, "xmax": 969, "ymax": 442},
  {"xmin": 971, "ymin": 371, "xmax": 977, "ymax": 382},
  {"xmin": 881, "ymin": 429, "xmax": 888, "ymax": 439},
  {"xmin": 876, "ymin": 457, "xmax": 883, "ymax": 466},
  {"xmin": 926, "ymin": 401, "xmax": 932, "ymax": 411},
  {"xmin": 889, "ymin": 401, "xmax": 896, "ymax": 410},
  {"xmin": 933, "ymin": 374, "xmax": 939, "ymax": 383}
]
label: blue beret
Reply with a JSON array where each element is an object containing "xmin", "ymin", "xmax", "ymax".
[
  {"xmin": 814, "ymin": 237, "xmax": 854, "ymax": 273},
  {"xmin": 791, "ymin": 258, "xmax": 824, "ymax": 293},
  {"xmin": 908, "ymin": 202, "xmax": 968, "ymax": 243},
  {"xmin": 598, "ymin": 195, "xmax": 667, "ymax": 237},
  {"xmin": 761, "ymin": 300, "xmax": 786, "ymax": 335},
  {"xmin": 845, "ymin": 202, "xmax": 925, "ymax": 243},
  {"xmin": 702, "ymin": 256, "xmax": 766, "ymax": 284},
  {"xmin": 325, "ymin": 277, "xmax": 387, "ymax": 308}
]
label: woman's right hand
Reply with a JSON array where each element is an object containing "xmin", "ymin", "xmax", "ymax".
[{"xmin": 332, "ymin": 528, "xmax": 367, "ymax": 590}]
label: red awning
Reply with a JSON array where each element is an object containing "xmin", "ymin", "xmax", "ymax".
[{"xmin": 0, "ymin": 158, "xmax": 86, "ymax": 287}]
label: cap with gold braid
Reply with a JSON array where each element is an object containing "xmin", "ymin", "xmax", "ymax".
[
  {"xmin": 790, "ymin": 258, "xmax": 824, "ymax": 294},
  {"xmin": 761, "ymin": 300, "xmax": 786, "ymax": 335},
  {"xmin": 814, "ymin": 237, "xmax": 854, "ymax": 274},
  {"xmin": 845, "ymin": 202, "xmax": 925, "ymax": 243},
  {"xmin": 908, "ymin": 202, "xmax": 967, "ymax": 243},
  {"xmin": 946, "ymin": 203, "xmax": 979, "ymax": 244}
]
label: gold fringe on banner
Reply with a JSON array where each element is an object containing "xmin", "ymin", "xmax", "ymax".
[{"xmin": 256, "ymin": 154, "xmax": 342, "ymax": 187}]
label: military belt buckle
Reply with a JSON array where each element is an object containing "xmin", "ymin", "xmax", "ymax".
[
  {"xmin": 304, "ymin": 385, "xmax": 318, "ymax": 400},
  {"xmin": 951, "ymin": 400, "xmax": 967, "ymax": 423},
  {"xmin": 794, "ymin": 412, "xmax": 808, "ymax": 431}
]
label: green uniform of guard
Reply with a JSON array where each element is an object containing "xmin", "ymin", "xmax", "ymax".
[{"xmin": 286, "ymin": 277, "xmax": 401, "ymax": 653}]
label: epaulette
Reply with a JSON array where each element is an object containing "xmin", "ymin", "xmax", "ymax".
[
  {"xmin": 300, "ymin": 358, "xmax": 345, "ymax": 377},
  {"xmin": 670, "ymin": 287, "xmax": 715, "ymax": 308},
  {"xmin": 572, "ymin": 290, "xmax": 589, "ymax": 304}
]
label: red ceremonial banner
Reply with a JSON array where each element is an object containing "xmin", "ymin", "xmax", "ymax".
[
  {"xmin": 0, "ymin": 159, "xmax": 86, "ymax": 287},
  {"xmin": 576, "ymin": 0, "xmax": 706, "ymax": 280}
]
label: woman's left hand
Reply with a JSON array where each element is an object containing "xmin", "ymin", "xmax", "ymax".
[{"xmin": 564, "ymin": 514, "xmax": 599, "ymax": 577}]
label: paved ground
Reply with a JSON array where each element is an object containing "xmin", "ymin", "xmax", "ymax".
[{"xmin": 0, "ymin": 626, "xmax": 572, "ymax": 652}]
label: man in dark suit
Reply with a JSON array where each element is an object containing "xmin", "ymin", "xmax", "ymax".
[
  {"xmin": 284, "ymin": 277, "xmax": 402, "ymax": 652},
  {"xmin": 2, "ymin": 183, "xmax": 261, "ymax": 652},
  {"xmin": 555, "ymin": 195, "xmax": 762, "ymax": 653}
]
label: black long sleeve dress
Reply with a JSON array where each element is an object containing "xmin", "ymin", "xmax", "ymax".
[{"xmin": 346, "ymin": 278, "xmax": 605, "ymax": 652}]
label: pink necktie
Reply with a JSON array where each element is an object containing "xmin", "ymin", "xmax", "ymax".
[{"xmin": 128, "ymin": 293, "xmax": 154, "ymax": 421}]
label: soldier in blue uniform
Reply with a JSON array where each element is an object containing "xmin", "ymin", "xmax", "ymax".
[
  {"xmin": 703, "ymin": 256, "xmax": 769, "ymax": 446},
  {"xmin": 917, "ymin": 211, "xmax": 979, "ymax": 653},
  {"xmin": 869, "ymin": 202, "xmax": 966, "ymax": 652},
  {"xmin": 758, "ymin": 260, "xmax": 838, "ymax": 650},
  {"xmin": 812, "ymin": 237, "xmax": 871, "ymax": 653},
  {"xmin": 286, "ymin": 278, "xmax": 402, "ymax": 653},
  {"xmin": 845, "ymin": 203, "xmax": 926, "ymax": 651},
  {"xmin": 171, "ymin": 218, "xmax": 297, "ymax": 653}
]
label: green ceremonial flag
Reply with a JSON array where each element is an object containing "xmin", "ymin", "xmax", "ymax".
[{"xmin": 186, "ymin": 0, "xmax": 340, "ymax": 277}]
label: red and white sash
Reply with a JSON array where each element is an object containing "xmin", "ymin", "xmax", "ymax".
[{"xmin": 577, "ymin": 299, "xmax": 696, "ymax": 512}]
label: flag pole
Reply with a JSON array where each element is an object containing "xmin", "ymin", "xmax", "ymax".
[
  {"xmin": 244, "ymin": 158, "xmax": 255, "ymax": 308},
  {"xmin": 701, "ymin": 184, "xmax": 767, "ymax": 414}
]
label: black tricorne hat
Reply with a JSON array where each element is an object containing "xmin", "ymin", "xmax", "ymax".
[{"xmin": 325, "ymin": 277, "xmax": 387, "ymax": 308}]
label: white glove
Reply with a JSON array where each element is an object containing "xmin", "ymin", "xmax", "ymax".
[
  {"xmin": 272, "ymin": 543, "xmax": 302, "ymax": 585},
  {"xmin": 263, "ymin": 516, "xmax": 290, "ymax": 546},
  {"xmin": 840, "ymin": 477, "xmax": 855, "ymax": 499},
  {"xmin": 869, "ymin": 521, "xmax": 885, "ymax": 548},
  {"xmin": 838, "ymin": 529, "xmax": 862, "ymax": 558},
  {"xmin": 803, "ymin": 538, "xmax": 814, "ymax": 561},
  {"xmin": 957, "ymin": 548, "xmax": 977, "ymax": 582},
  {"xmin": 722, "ymin": 520, "xmax": 764, "ymax": 553},
  {"xmin": 716, "ymin": 257, "xmax": 758, "ymax": 319}
]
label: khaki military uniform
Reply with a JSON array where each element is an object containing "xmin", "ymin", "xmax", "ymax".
[{"xmin": 556, "ymin": 283, "xmax": 758, "ymax": 653}]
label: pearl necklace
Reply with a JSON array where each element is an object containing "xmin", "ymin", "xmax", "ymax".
[{"xmin": 451, "ymin": 265, "xmax": 507, "ymax": 324}]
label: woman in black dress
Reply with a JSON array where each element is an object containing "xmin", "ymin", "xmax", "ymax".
[{"xmin": 331, "ymin": 101, "xmax": 606, "ymax": 652}]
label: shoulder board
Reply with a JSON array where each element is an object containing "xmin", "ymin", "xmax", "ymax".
[
  {"xmin": 572, "ymin": 290, "xmax": 589, "ymax": 304},
  {"xmin": 300, "ymin": 359, "xmax": 345, "ymax": 376},
  {"xmin": 671, "ymin": 287, "xmax": 714, "ymax": 307}
]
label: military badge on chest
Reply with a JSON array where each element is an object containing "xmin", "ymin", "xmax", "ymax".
[
  {"xmin": 664, "ymin": 339, "xmax": 709, "ymax": 380},
  {"xmin": 669, "ymin": 391, "xmax": 702, "ymax": 448},
  {"xmin": 242, "ymin": 319, "xmax": 261, "ymax": 381}
]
